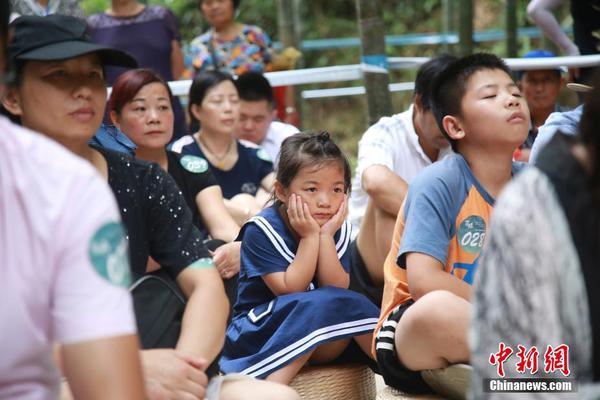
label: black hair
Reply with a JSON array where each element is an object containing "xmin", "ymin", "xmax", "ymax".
[
  {"xmin": 1, "ymin": 0, "xmax": 9, "ymax": 82},
  {"xmin": 188, "ymin": 70, "xmax": 236, "ymax": 132},
  {"xmin": 274, "ymin": 131, "xmax": 351, "ymax": 205},
  {"xmin": 578, "ymin": 69, "xmax": 600, "ymax": 200},
  {"xmin": 1, "ymin": 1, "xmax": 18, "ymax": 124},
  {"xmin": 235, "ymin": 71, "xmax": 274, "ymax": 105},
  {"xmin": 431, "ymin": 53, "xmax": 511, "ymax": 152},
  {"xmin": 0, "ymin": 0, "xmax": 8, "ymax": 40},
  {"xmin": 201, "ymin": 0, "xmax": 241, "ymax": 9},
  {"xmin": 413, "ymin": 54, "xmax": 457, "ymax": 110}
]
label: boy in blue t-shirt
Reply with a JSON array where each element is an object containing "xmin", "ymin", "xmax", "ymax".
[{"xmin": 374, "ymin": 54, "xmax": 529, "ymax": 395}]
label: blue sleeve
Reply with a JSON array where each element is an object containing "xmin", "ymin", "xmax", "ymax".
[
  {"xmin": 241, "ymin": 223, "xmax": 290, "ymax": 279},
  {"xmin": 398, "ymin": 169, "xmax": 459, "ymax": 267}
]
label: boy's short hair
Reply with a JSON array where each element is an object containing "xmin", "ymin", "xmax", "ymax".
[
  {"xmin": 431, "ymin": 53, "xmax": 511, "ymax": 152},
  {"xmin": 413, "ymin": 54, "xmax": 457, "ymax": 110},
  {"xmin": 236, "ymin": 71, "xmax": 274, "ymax": 106}
]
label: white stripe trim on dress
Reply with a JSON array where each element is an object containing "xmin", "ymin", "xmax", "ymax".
[
  {"xmin": 336, "ymin": 222, "xmax": 351, "ymax": 258},
  {"xmin": 251, "ymin": 216, "xmax": 295, "ymax": 263},
  {"xmin": 240, "ymin": 318, "xmax": 378, "ymax": 376},
  {"xmin": 242, "ymin": 318, "xmax": 379, "ymax": 377},
  {"xmin": 335, "ymin": 221, "xmax": 348, "ymax": 252},
  {"xmin": 248, "ymin": 300, "xmax": 275, "ymax": 323},
  {"xmin": 169, "ymin": 135, "xmax": 194, "ymax": 153}
]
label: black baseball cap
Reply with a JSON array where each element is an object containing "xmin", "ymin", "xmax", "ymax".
[{"xmin": 8, "ymin": 14, "xmax": 137, "ymax": 68}]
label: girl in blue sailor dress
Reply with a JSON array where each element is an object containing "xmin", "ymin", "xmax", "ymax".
[{"xmin": 220, "ymin": 131, "xmax": 380, "ymax": 384}]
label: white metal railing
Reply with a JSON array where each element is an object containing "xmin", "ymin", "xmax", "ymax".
[{"xmin": 163, "ymin": 54, "xmax": 600, "ymax": 99}]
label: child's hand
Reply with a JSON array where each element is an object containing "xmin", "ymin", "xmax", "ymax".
[
  {"xmin": 287, "ymin": 193, "xmax": 320, "ymax": 238},
  {"xmin": 320, "ymin": 195, "xmax": 347, "ymax": 236}
]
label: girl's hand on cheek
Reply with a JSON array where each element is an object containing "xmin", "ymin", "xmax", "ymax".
[
  {"xmin": 320, "ymin": 195, "xmax": 347, "ymax": 236},
  {"xmin": 287, "ymin": 193, "xmax": 320, "ymax": 238}
]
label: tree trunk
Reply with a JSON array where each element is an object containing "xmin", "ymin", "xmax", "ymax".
[
  {"xmin": 355, "ymin": 0, "xmax": 392, "ymax": 127},
  {"xmin": 506, "ymin": 0, "xmax": 518, "ymax": 57},
  {"xmin": 459, "ymin": 0, "xmax": 474, "ymax": 56}
]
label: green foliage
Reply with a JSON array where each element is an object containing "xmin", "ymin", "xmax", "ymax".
[{"xmin": 81, "ymin": 0, "xmax": 108, "ymax": 15}]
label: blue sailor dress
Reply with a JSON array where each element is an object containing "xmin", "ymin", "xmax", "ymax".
[{"xmin": 220, "ymin": 205, "xmax": 380, "ymax": 378}]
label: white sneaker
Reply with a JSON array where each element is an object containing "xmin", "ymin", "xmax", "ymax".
[{"xmin": 420, "ymin": 363, "xmax": 472, "ymax": 400}]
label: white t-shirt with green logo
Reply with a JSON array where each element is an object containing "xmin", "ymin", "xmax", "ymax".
[{"xmin": 0, "ymin": 117, "xmax": 136, "ymax": 399}]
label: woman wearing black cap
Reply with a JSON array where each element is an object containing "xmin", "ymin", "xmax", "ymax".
[{"xmin": 2, "ymin": 14, "xmax": 299, "ymax": 400}]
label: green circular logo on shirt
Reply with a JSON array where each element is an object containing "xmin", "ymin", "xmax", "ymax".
[
  {"xmin": 189, "ymin": 257, "xmax": 214, "ymax": 269},
  {"xmin": 256, "ymin": 148, "xmax": 272, "ymax": 162},
  {"xmin": 457, "ymin": 215, "xmax": 486, "ymax": 254},
  {"xmin": 88, "ymin": 222, "xmax": 131, "ymax": 287},
  {"xmin": 181, "ymin": 155, "xmax": 209, "ymax": 174}
]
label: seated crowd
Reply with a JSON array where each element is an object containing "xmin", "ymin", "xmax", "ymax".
[{"xmin": 2, "ymin": 4, "xmax": 600, "ymax": 400}]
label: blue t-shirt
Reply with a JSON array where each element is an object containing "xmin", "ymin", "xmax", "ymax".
[
  {"xmin": 170, "ymin": 135, "xmax": 273, "ymax": 199},
  {"xmin": 378, "ymin": 154, "xmax": 523, "ymax": 325},
  {"xmin": 234, "ymin": 204, "xmax": 353, "ymax": 315}
]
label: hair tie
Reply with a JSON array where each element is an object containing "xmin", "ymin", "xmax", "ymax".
[{"xmin": 318, "ymin": 131, "xmax": 330, "ymax": 144}]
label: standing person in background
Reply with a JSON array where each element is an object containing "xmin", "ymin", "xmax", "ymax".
[
  {"xmin": 9, "ymin": 0, "xmax": 83, "ymax": 19},
  {"xmin": 527, "ymin": 0, "xmax": 600, "ymax": 84},
  {"xmin": 514, "ymin": 50, "xmax": 565, "ymax": 162},
  {"xmin": 87, "ymin": 0, "xmax": 188, "ymax": 139},
  {"xmin": 235, "ymin": 71, "xmax": 298, "ymax": 162},
  {"xmin": 0, "ymin": 5, "xmax": 145, "ymax": 400},
  {"xmin": 190, "ymin": 0, "xmax": 272, "ymax": 76},
  {"xmin": 189, "ymin": 0, "xmax": 298, "ymax": 126}
]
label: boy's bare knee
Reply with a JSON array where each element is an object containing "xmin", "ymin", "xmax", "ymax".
[{"xmin": 401, "ymin": 291, "xmax": 468, "ymax": 339}]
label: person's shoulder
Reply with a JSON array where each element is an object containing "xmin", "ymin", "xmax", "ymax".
[
  {"xmin": 242, "ymin": 24, "xmax": 268, "ymax": 35},
  {"xmin": 169, "ymin": 134, "xmax": 196, "ymax": 153},
  {"xmin": 86, "ymin": 12, "xmax": 110, "ymax": 27},
  {"xmin": 191, "ymin": 30, "xmax": 211, "ymax": 46},
  {"xmin": 409, "ymin": 154, "xmax": 466, "ymax": 196},
  {"xmin": 241, "ymin": 205, "xmax": 283, "ymax": 239},
  {"xmin": 269, "ymin": 121, "xmax": 298, "ymax": 136},
  {"xmin": 93, "ymin": 145, "xmax": 157, "ymax": 177},
  {"xmin": 2, "ymin": 118, "xmax": 97, "ymax": 181},
  {"xmin": 361, "ymin": 108, "xmax": 413, "ymax": 140},
  {"xmin": 238, "ymin": 139, "xmax": 273, "ymax": 163},
  {"xmin": 145, "ymin": 4, "xmax": 175, "ymax": 19},
  {"xmin": 241, "ymin": 24, "xmax": 272, "ymax": 44}
]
